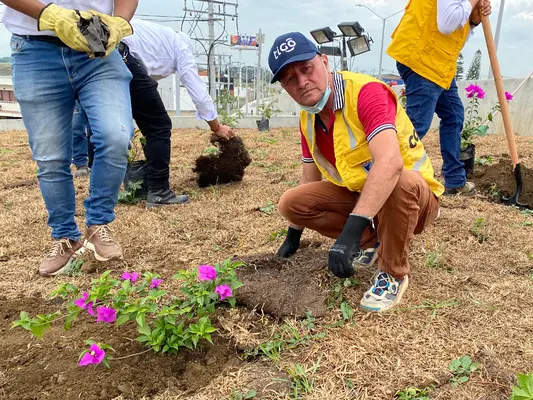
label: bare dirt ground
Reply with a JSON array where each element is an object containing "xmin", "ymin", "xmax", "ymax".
[{"xmin": 1, "ymin": 127, "xmax": 533, "ymax": 400}]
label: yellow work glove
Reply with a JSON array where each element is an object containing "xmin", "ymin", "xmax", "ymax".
[
  {"xmin": 38, "ymin": 4, "xmax": 93, "ymax": 53},
  {"xmin": 89, "ymin": 11, "xmax": 133, "ymax": 57}
]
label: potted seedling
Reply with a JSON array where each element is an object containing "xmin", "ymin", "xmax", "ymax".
[
  {"xmin": 256, "ymin": 100, "xmax": 281, "ymax": 132},
  {"xmin": 460, "ymin": 85, "xmax": 513, "ymax": 176}
]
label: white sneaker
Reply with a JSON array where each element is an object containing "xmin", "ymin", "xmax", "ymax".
[{"xmin": 360, "ymin": 271, "xmax": 409, "ymax": 312}]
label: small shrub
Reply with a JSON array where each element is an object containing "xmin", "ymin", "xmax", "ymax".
[{"xmin": 448, "ymin": 355, "xmax": 480, "ymax": 387}]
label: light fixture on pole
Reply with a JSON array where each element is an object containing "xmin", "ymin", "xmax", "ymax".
[
  {"xmin": 310, "ymin": 21, "xmax": 369, "ymax": 71},
  {"xmin": 347, "ymin": 35, "xmax": 372, "ymax": 56},
  {"xmin": 310, "ymin": 27, "xmax": 336, "ymax": 44},
  {"xmin": 355, "ymin": 4, "xmax": 404, "ymax": 80},
  {"xmin": 337, "ymin": 21, "xmax": 364, "ymax": 37}
]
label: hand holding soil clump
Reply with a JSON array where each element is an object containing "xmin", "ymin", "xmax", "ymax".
[{"xmin": 193, "ymin": 135, "xmax": 252, "ymax": 187}]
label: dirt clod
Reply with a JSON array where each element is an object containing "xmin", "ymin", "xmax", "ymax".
[
  {"xmin": 193, "ymin": 135, "xmax": 252, "ymax": 187},
  {"xmin": 235, "ymin": 249, "xmax": 329, "ymax": 319}
]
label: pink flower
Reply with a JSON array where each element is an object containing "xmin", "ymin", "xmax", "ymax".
[
  {"xmin": 74, "ymin": 292, "xmax": 95, "ymax": 316},
  {"xmin": 150, "ymin": 278, "xmax": 162, "ymax": 289},
  {"xmin": 215, "ymin": 284, "xmax": 233, "ymax": 300},
  {"xmin": 505, "ymin": 91, "xmax": 513, "ymax": 101},
  {"xmin": 198, "ymin": 265, "xmax": 217, "ymax": 281},
  {"xmin": 121, "ymin": 271, "xmax": 139, "ymax": 282},
  {"xmin": 465, "ymin": 84, "xmax": 485, "ymax": 99},
  {"xmin": 96, "ymin": 307, "xmax": 117, "ymax": 323},
  {"xmin": 78, "ymin": 343, "xmax": 106, "ymax": 366}
]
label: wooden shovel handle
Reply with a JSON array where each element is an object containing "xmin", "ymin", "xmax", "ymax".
[{"xmin": 481, "ymin": 12, "xmax": 520, "ymax": 167}]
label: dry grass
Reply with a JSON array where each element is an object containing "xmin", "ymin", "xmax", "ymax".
[{"xmin": 1, "ymin": 128, "xmax": 533, "ymax": 399}]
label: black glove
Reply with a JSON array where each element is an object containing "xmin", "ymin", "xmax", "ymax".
[
  {"xmin": 328, "ymin": 215, "xmax": 372, "ymax": 278},
  {"xmin": 276, "ymin": 227, "xmax": 303, "ymax": 258},
  {"xmin": 77, "ymin": 13, "xmax": 109, "ymax": 58}
]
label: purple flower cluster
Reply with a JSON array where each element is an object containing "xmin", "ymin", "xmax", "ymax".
[{"xmin": 465, "ymin": 84, "xmax": 486, "ymax": 99}]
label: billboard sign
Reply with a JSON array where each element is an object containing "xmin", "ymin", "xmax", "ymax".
[{"xmin": 229, "ymin": 34, "xmax": 258, "ymax": 47}]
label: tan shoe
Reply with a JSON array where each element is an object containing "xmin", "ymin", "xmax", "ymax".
[
  {"xmin": 39, "ymin": 239, "xmax": 85, "ymax": 277},
  {"xmin": 84, "ymin": 224, "xmax": 123, "ymax": 262},
  {"xmin": 444, "ymin": 181, "xmax": 475, "ymax": 196}
]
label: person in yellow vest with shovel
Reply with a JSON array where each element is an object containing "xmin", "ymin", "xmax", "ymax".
[
  {"xmin": 269, "ymin": 32, "xmax": 443, "ymax": 312},
  {"xmin": 388, "ymin": 0, "xmax": 492, "ymax": 195}
]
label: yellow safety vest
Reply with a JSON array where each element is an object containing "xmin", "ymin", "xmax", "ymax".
[
  {"xmin": 386, "ymin": 0, "xmax": 470, "ymax": 89},
  {"xmin": 300, "ymin": 71, "xmax": 444, "ymax": 197}
]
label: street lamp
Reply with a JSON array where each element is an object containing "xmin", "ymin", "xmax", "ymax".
[
  {"xmin": 310, "ymin": 22, "xmax": 370, "ymax": 71},
  {"xmin": 355, "ymin": 4, "xmax": 404, "ymax": 80}
]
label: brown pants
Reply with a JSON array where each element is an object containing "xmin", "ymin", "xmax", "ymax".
[{"xmin": 278, "ymin": 170, "xmax": 439, "ymax": 278}]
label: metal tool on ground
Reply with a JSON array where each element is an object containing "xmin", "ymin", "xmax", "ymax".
[{"xmin": 481, "ymin": 13, "xmax": 527, "ymax": 207}]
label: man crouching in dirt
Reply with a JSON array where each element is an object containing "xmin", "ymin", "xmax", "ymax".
[{"xmin": 269, "ymin": 32, "xmax": 443, "ymax": 312}]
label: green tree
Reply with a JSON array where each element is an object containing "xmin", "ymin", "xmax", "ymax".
[
  {"xmin": 466, "ymin": 50, "xmax": 482, "ymax": 80},
  {"xmin": 456, "ymin": 52, "xmax": 464, "ymax": 81}
]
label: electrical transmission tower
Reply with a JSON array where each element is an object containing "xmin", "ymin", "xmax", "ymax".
[{"xmin": 183, "ymin": 0, "xmax": 239, "ymax": 100}]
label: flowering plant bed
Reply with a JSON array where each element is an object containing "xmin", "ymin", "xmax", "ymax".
[{"xmin": 12, "ymin": 259, "xmax": 243, "ymax": 368}]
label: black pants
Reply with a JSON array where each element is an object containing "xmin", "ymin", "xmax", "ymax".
[{"xmin": 89, "ymin": 44, "xmax": 172, "ymax": 191}]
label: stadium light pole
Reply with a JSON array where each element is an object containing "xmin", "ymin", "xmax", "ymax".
[{"xmin": 355, "ymin": 4, "xmax": 403, "ymax": 80}]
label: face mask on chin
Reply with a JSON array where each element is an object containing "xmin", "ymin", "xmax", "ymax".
[{"xmin": 299, "ymin": 63, "xmax": 331, "ymax": 114}]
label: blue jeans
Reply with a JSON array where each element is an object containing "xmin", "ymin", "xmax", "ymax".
[
  {"xmin": 11, "ymin": 35, "xmax": 133, "ymax": 240},
  {"xmin": 72, "ymin": 101, "xmax": 89, "ymax": 167},
  {"xmin": 397, "ymin": 62, "xmax": 466, "ymax": 189}
]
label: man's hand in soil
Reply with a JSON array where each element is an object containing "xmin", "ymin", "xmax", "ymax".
[
  {"xmin": 328, "ymin": 215, "xmax": 372, "ymax": 278},
  {"xmin": 276, "ymin": 227, "xmax": 303, "ymax": 258},
  {"xmin": 212, "ymin": 124, "xmax": 234, "ymax": 140},
  {"xmin": 470, "ymin": 0, "xmax": 492, "ymax": 25}
]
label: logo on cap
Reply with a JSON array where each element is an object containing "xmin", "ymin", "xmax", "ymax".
[{"xmin": 272, "ymin": 37, "xmax": 297, "ymax": 60}]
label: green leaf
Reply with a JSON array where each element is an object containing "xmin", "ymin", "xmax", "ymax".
[
  {"xmin": 138, "ymin": 323, "xmax": 151, "ymax": 336},
  {"xmin": 516, "ymin": 373, "xmax": 533, "ymax": 396},
  {"xmin": 340, "ymin": 301, "xmax": 354, "ymax": 321},
  {"xmin": 31, "ymin": 323, "xmax": 47, "ymax": 339},
  {"xmin": 116, "ymin": 314, "xmax": 130, "ymax": 326},
  {"xmin": 65, "ymin": 308, "xmax": 82, "ymax": 331},
  {"xmin": 244, "ymin": 390, "xmax": 257, "ymax": 399},
  {"xmin": 136, "ymin": 313, "xmax": 146, "ymax": 328},
  {"xmin": 137, "ymin": 335, "xmax": 149, "ymax": 343},
  {"xmin": 203, "ymin": 333, "xmax": 214, "ymax": 344},
  {"xmin": 457, "ymin": 376, "xmax": 469, "ymax": 384}
]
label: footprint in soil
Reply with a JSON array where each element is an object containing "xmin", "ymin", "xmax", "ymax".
[
  {"xmin": 192, "ymin": 135, "xmax": 252, "ymax": 188},
  {"xmin": 235, "ymin": 248, "xmax": 330, "ymax": 319}
]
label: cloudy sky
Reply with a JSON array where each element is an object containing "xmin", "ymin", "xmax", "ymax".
[{"xmin": 0, "ymin": 0, "xmax": 531, "ymax": 78}]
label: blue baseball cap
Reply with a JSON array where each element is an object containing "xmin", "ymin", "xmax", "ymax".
[{"xmin": 268, "ymin": 32, "xmax": 321, "ymax": 84}]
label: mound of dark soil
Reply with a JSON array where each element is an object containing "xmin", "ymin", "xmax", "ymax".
[
  {"xmin": 474, "ymin": 155, "xmax": 533, "ymax": 207},
  {"xmin": 193, "ymin": 136, "xmax": 252, "ymax": 188},
  {"xmin": 235, "ymin": 248, "xmax": 329, "ymax": 319}
]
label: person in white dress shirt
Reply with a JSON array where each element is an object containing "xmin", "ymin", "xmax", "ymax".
[{"xmin": 75, "ymin": 18, "xmax": 234, "ymax": 208}]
